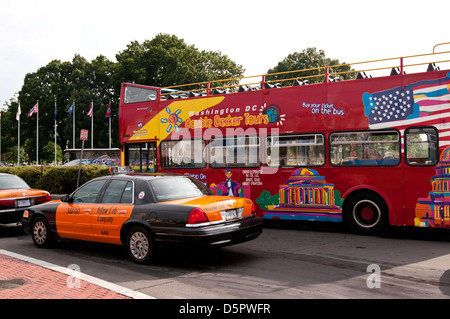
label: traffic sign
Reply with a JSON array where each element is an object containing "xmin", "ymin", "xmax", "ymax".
[{"xmin": 80, "ymin": 129, "xmax": 88, "ymax": 141}]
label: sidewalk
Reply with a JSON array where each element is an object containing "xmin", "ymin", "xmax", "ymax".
[{"xmin": 0, "ymin": 250, "xmax": 151, "ymax": 299}]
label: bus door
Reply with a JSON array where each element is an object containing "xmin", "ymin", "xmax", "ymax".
[
  {"xmin": 125, "ymin": 142, "xmax": 157, "ymax": 172},
  {"xmin": 404, "ymin": 127, "xmax": 439, "ymax": 227}
]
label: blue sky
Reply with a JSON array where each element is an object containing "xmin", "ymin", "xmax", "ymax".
[{"xmin": 1, "ymin": 0, "xmax": 449, "ymax": 108}]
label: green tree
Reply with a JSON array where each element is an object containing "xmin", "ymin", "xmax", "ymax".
[
  {"xmin": 4, "ymin": 145, "xmax": 27, "ymax": 164},
  {"xmin": 2, "ymin": 34, "xmax": 245, "ymax": 162},
  {"xmin": 1, "ymin": 96, "xmax": 20, "ymax": 163},
  {"xmin": 42, "ymin": 141, "xmax": 62, "ymax": 164},
  {"xmin": 115, "ymin": 33, "xmax": 245, "ymax": 90},
  {"xmin": 266, "ymin": 47, "xmax": 354, "ymax": 85},
  {"xmin": 13, "ymin": 54, "xmax": 119, "ymax": 156}
]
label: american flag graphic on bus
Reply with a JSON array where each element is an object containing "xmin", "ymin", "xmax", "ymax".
[{"xmin": 363, "ymin": 72, "xmax": 450, "ymax": 147}]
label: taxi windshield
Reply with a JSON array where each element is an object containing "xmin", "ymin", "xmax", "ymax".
[
  {"xmin": 148, "ymin": 177, "xmax": 211, "ymax": 202},
  {"xmin": 0, "ymin": 175, "xmax": 30, "ymax": 190}
]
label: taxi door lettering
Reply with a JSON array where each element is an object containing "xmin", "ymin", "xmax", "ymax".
[
  {"xmin": 91, "ymin": 204, "xmax": 133, "ymax": 244},
  {"xmin": 56, "ymin": 203, "xmax": 95, "ymax": 241}
]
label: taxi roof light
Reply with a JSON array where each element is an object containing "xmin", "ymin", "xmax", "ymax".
[
  {"xmin": 110, "ymin": 166, "xmax": 134, "ymax": 175},
  {"xmin": 187, "ymin": 208, "xmax": 209, "ymax": 225}
]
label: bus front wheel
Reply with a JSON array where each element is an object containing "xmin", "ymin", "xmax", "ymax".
[{"xmin": 344, "ymin": 192, "xmax": 388, "ymax": 235}]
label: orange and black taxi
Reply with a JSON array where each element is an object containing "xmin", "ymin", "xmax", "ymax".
[
  {"xmin": 0, "ymin": 173, "xmax": 51, "ymax": 224},
  {"xmin": 22, "ymin": 167, "xmax": 263, "ymax": 264}
]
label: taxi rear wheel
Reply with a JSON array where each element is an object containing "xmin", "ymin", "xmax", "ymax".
[
  {"xmin": 31, "ymin": 216, "xmax": 54, "ymax": 248},
  {"xmin": 126, "ymin": 226, "xmax": 154, "ymax": 264}
]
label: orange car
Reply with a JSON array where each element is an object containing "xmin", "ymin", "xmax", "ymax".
[
  {"xmin": 22, "ymin": 171, "xmax": 263, "ymax": 264},
  {"xmin": 0, "ymin": 173, "xmax": 51, "ymax": 224}
]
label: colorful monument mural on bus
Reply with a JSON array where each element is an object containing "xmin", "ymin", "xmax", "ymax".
[
  {"xmin": 415, "ymin": 146, "xmax": 450, "ymax": 228},
  {"xmin": 262, "ymin": 168, "xmax": 342, "ymax": 222}
]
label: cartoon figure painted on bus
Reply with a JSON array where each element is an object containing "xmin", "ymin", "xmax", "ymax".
[
  {"xmin": 415, "ymin": 146, "xmax": 450, "ymax": 228},
  {"xmin": 259, "ymin": 168, "xmax": 343, "ymax": 222},
  {"xmin": 210, "ymin": 169, "xmax": 250, "ymax": 198}
]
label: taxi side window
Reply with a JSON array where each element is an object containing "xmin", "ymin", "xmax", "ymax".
[
  {"xmin": 101, "ymin": 180, "xmax": 133, "ymax": 204},
  {"xmin": 72, "ymin": 180, "xmax": 107, "ymax": 203},
  {"xmin": 121, "ymin": 182, "xmax": 133, "ymax": 204}
]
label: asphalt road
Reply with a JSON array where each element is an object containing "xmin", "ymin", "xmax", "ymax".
[{"xmin": 1, "ymin": 221, "xmax": 450, "ymax": 300}]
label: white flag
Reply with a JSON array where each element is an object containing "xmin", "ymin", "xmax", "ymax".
[{"xmin": 16, "ymin": 103, "xmax": 21, "ymax": 121}]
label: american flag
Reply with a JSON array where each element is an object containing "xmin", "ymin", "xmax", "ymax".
[
  {"xmin": 105, "ymin": 103, "xmax": 111, "ymax": 118},
  {"xmin": 364, "ymin": 73, "xmax": 450, "ymax": 147},
  {"xmin": 27, "ymin": 103, "xmax": 38, "ymax": 117},
  {"xmin": 87, "ymin": 102, "xmax": 93, "ymax": 118}
]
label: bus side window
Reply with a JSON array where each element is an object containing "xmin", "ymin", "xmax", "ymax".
[
  {"xmin": 405, "ymin": 127, "xmax": 438, "ymax": 166},
  {"xmin": 161, "ymin": 140, "xmax": 206, "ymax": 169},
  {"xmin": 330, "ymin": 130, "xmax": 400, "ymax": 166},
  {"xmin": 124, "ymin": 86, "xmax": 158, "ymax": 103},
  {"xmin": 266, "ymin": 134, "xmax": 325, "ymax": 167},
  {"xmin": 209, "ymin": 136, "xmax": 260, "ymax": 168}
]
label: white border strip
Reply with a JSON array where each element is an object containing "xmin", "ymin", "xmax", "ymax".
[{"xmin": 0, "ymin": 249, "xmax": 154, "ymax": 299}]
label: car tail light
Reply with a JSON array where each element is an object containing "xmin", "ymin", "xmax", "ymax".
[
  {"xmin": 187, "ymin": 208, "xmax": 209, "ymax": 225},
  {"xmin": 34, "ymin": 194, "xmax": 52, "ymax": 204},
  {"xmin": 0, "ymin": 199, "xmax": 15, "ymax": 208}
]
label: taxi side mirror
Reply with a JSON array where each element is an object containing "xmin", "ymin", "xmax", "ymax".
[{"xmin": 61, "ymin": 195, "xmax": 70, "ymax": 203}]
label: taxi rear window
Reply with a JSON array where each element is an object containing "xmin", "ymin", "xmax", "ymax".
[{"xmin": 148, "ymin": 177, "xmax": 210, "ymax": 202}]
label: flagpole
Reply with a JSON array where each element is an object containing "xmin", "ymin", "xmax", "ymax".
[
  {"xmin": 109, "ymin": 115, "xmax": 111, "ymax": 149},
  {"xmin": 0, "ymin": 110, "xmax": 2, "ymax": 161},
  {"xmin": 73, "ymin": 101, "xmax": 75, "ymax": 149},
  {"xmin": 17, "ymin": 101, "xmax": 20, "ymax": 166},
  {"xmin": 91, "ymin": 101, "xmax": 93, "ymax": 149},
  {"xmin": 105, "ymin": 103, "xmax": 111, "ymax": 149},
  {"xmin": 54, "ymin": 99, "xmax": 57, "ymax": 165},
  {"xmin": 36, "ymin": 101, "xmax": 39, "ymax": 164},
  {"xmin": 18, "ymin": 111, "xmax": 20, "ymax": 165}
]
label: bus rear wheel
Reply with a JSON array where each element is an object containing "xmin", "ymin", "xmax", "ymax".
[{"xmin": 344, "ymin": 192, "xmax": 388, "ymax": 235}]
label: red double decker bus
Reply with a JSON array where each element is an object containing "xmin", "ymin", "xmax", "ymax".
[{"xmin": 119, "ymin": 43, "xmax": 450, "ymax": 235}]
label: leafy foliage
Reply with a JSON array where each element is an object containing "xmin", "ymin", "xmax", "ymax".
[
  {"xmin": 115, "ymin": 33, "xmax": 244, "ymax": 90},
  {"xmin": 266, "ymin": 47, "xmax": 355, "ymax": 85},
  {"xmin": 1, "ymin": 34, "xmax": 244, "ymax": 164}
]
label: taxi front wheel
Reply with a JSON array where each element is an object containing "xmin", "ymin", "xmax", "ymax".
[
  {"xmin": 31, "ymin": 216, "xmax": 54, "ymax": 248},
  {"xmin": 126, "ymin": 226, "xmax": 154, "ymax": 264}
]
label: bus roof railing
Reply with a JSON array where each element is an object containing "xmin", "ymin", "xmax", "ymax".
[{"xmin": 159, "ymin": 42, "xmax": 450, "ymax": 99}]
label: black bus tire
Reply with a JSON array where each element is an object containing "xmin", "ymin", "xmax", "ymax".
[{"xmin": 344, "ymin": 192, "xmax": 389, "ymax": 235}]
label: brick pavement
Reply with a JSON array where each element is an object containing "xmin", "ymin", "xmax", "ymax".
[{"xmin": 0, "ymin": 251, "xmax": 150, "ymax": 299}]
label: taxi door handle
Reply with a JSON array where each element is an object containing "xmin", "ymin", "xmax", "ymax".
[
  {"xmin": 84, "ymin": 209, "xmax": 91, "ymax": 214},
  {"xmin": 118, "ymin": 210, "xmax": 127, "ymax": 215}
]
